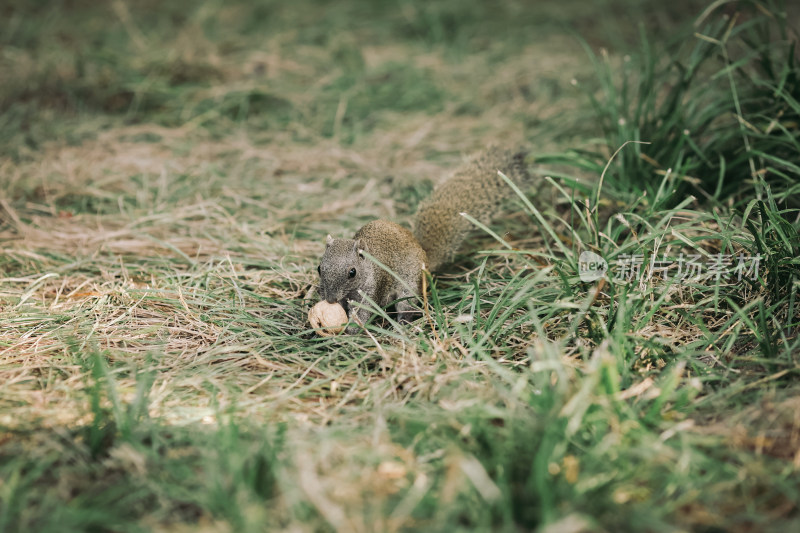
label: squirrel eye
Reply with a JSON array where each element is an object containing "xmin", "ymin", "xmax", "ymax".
[{"xmin": 348, "ymin": 267, "xmax": 356, "ymax": 278}]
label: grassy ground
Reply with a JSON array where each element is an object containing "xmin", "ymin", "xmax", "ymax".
[{"xmin": 2, "ymin": 0, "xmax": 799, "ymax": 531}]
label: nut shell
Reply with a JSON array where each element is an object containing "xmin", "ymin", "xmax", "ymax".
[{"xmin": 308, "ymin": 301, "xmax": 348, "ymax": 336}]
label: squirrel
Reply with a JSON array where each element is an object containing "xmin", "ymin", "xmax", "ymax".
[{"xmin": 317, "ymin": 146, "xmax": 529, "ymax": 333}]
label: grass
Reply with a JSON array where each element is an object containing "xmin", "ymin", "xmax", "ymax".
[{"xmin": 2, "ymin": 0, "xmax": 800, "ymax": 531}]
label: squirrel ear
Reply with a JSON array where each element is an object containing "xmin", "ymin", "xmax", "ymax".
[
  {"xmin": 326, "ymin": 234, "xmax": 334, "ymax": 246},
  {"xmin": 354, "ymin": 239, "xmax": 365, "ymax": 258}
]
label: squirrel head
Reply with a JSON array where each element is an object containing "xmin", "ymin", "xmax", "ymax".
[{"xmin": 318, "ymin": 234, "xmax": 370, "ymax": 308}]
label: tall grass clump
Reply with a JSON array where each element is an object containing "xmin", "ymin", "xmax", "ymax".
[
  {"xmin": 524, "ymin": 0, "xmax": 799, "ymax": 365},
  {"xmin": 541, "ymin": 0, "xmax": 799, "ymax": 208}
]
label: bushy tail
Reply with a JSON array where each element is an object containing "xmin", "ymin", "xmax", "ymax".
[{"xmin": 412, "ymin": 146, "xmax": 530, "ymax": 272}]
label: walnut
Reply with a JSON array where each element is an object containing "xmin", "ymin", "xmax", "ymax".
[{"xmin": 308, "ymin": 301, "xmax": 348, "ymax": 336}]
